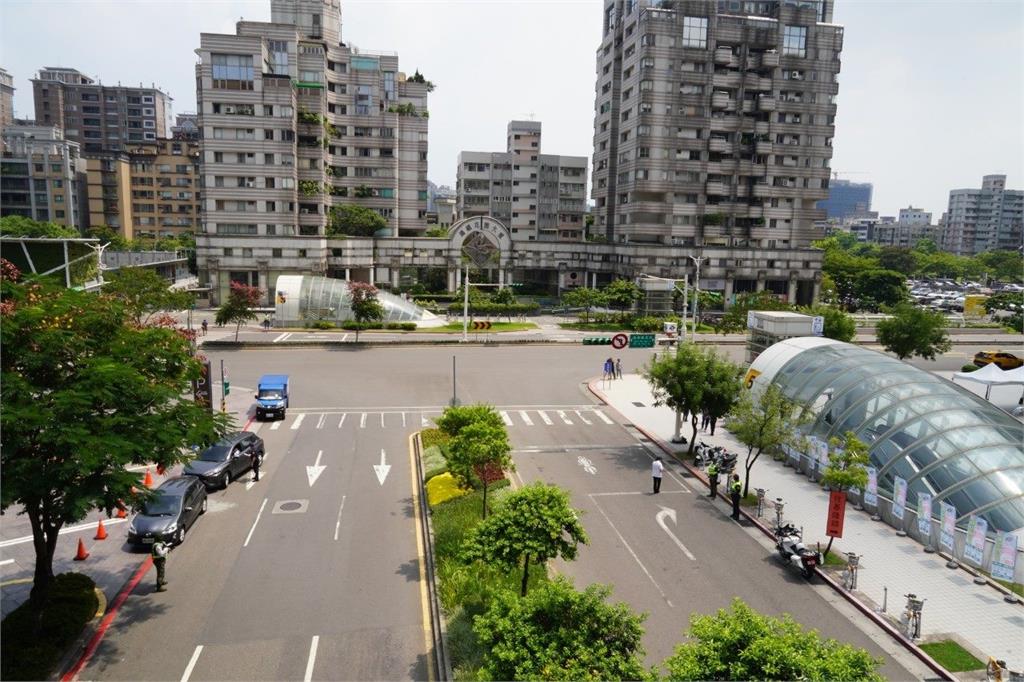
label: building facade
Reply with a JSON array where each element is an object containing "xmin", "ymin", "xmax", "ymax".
[
  {"xmin": 942, "ymin": 175, "xmax": 1023, "ymax": 256},
  {"xmin": 817, "ymin": 177, "xmax": 871, "ymax": 221},
  {"xmin": 457, "ymin": 121, "xmax": 588, "ymax": 241},
  {"xmin": 0, "ymin": 67, "xmax": 15, "ymax": 129},
  {"xmin": 0, "ymin": 124, "xmax": 82, "ymax": 228},
  {"xmin": 194, "ymin": 0, "xmax": 430, "ymax": 304}
]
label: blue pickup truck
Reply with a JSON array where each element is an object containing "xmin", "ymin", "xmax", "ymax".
[{"xmin": 255, "ymin": 374, "xmax": 289, "ymax": 421}]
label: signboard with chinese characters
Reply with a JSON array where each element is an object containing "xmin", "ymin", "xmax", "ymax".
[
  {"xmin": 826, "ymin": 490, "xmax": 846, "ymax": 538},
  {"xmin": 892, "ymin": 476, "xmax": 907, "ymax": 520},
  {"xmin": 939, "ymin": 502, "xmax": 956, "ymax": 552},
  {"xmin": 991, "ymin": 532, "xmax": 1018, "ymax": 582},
  {"xmin": 963, "ymin": 515, "xmax": 987, "ymax": 566}
]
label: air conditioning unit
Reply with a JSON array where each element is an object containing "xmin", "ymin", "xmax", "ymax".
[
  {"xmin": 791, "ymin": 71, "xmax": 803, "ymax": 80},
  {"xmin": 244, "ymin": 180, "xmax": 256, "ymax": 188},
  {"xmin": 223, "ymin": 105, "xmax": 237, "ymax": 115},
  {"xmin": 300, "ymin": 208, "xmax": 310, "ymax": 214}
]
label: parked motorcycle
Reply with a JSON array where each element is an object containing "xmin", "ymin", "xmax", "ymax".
[{"xmin": 774, "ymin": 523, "xmax": 822, "ymax": 579}]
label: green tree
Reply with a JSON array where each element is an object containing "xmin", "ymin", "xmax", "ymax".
[
  {"xmin": 490, "ymin": 286, "xmax": 516, "ymax": 306},
  {"xmin": 85, "ymin": 225, "xmax": 130, "ymax": 250},
  {"xmin": 436, "ymin": 403, "xmax": 505, "ymax": 438},
  {"xmin": 0, "ymin": 266, "xmax": 231, "ymax": 624},
  {"xmin": 913, "ymin": 237, "xmax": 938, "ymax": 254},
  {"xmin": 215, "ymin": 281, "xmax": 262, "ymax": 341},
  {"xmin": 446, "ymin": 420, "xmax": 513, "ymax": 519},
  {"xmin": 603, "ymin": 278, "xmax": 642, "ymax": 312},
  {"xmin": 821, "ymin": 431, "xmax": 870, "ymax": 557},
  {"xmin": 327, "ymin": 204, "xmax": 388, "ymax": 237},
  {"xmin": 473, "ymin": 578, "xmax": 650, "ymax": 681},
  {"xmin": 102, "ymin": 268, "xmax": 195, "ymax": 325},
  {"xmin": 0, "ymin": 215, "xmax": 78, "ymax": 238},
  {"xmin": 876, "ymin": 303, "xmax": 952, "ymax": 360},
  {"xmin": 716, "ymin": 291, "xmax": 792, "ymax": 334},
  {"xmin": 984, "ymin": 291, "xmax": 1024, "ymax": 314},
  {"xmin": 423, "ymin": 226, "xmax": 448, "ymax": 238},
  {"xmin": 347, "ymin": 280, "xmax": 384, "ymax": 341},
  {"xmin": 729, "ymin": 384, "xmax": 808, "ymax": 497},
  {"xmin": 917, "ymin": 251, "xmax": 979, "ymax": 280},
  {"xmin": 853, "ymin": 269, "xmax": 907, "ymax": 311},
  {"xmin": 877, "ymin": 247, "xmax": 919, "ymax": 276},
  {"xmin": 975, "ymin": 250, "xmax": 1024, "ymax": 283},
  {"xmin": 462, "ymin": 482, "xmax": 587, "ymax": 596},
  {"xmin": 663, "ymin": 598, "xmax": 883, "ymax": 681},
  {"xmin": 562, "ymin": 286, "xmax": 606, "ymax": 323},
  {"xmin": 800, "ymin": 304, "xmax": 857, "ymax": 342}
]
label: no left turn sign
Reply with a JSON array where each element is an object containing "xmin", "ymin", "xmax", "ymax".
[{"xmin": 611, "ymin": 333, "xmax": 628, "ymax": 349}]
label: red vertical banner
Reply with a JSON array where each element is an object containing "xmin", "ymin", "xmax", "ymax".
[{"xmin": 826, "ymin": 490, "xmax": 847, "ymax": 538}]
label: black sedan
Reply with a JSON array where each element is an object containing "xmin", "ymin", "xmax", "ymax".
[
  {"xmin": 127, "ymin": 476, "xmax": 207, "ymax": 546},
  {"xmin": 183, "ymin": 432, "xmax": 265, "ymax": 489}
]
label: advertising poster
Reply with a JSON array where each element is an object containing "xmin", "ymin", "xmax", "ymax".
[
  {"xmin": 939, "ymin": 502, "xmax": 956, "ymax": 552},
  {"xmin": 826, "ymin": 490, "xmax": 846, "ymax": 538},
  {"xmin": 917, "ymin": 493, "xmax": 933, "ymax": 537},
  {"xmin": 892, "ymin": 476, "xmax": 907, "ymax": 520},
  {"xmin": 864, "ymin": 467, "xmax": 878, "ymax": 507},
  {"xmin": 963, "ymin": 515, "xmax": 988, "ymax": 566},
  {"xmin": 991, "ymin": 532, "xmax": 1018, "ymax": 582}
]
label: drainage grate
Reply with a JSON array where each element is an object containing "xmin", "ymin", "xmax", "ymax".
[
  {"xmin": 632, "ymin": 402, "xmax": 645, "ymax": 407},
  {"xmin": 272, "ymin": 499, "xmax": 309, "ymax": 514}
]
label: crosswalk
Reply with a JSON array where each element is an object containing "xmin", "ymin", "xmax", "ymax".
[{"xmin": 257, "ymin": 406, "xmax": 616, "ymax": 432}]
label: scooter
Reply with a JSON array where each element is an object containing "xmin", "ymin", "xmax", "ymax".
[
  {"xmin": 774, "ymin": 523, "xmax": 822, "ymax": 579},
  {"xmin": 714, "ymin": 450, "xmax": 738, "ymax": 473}
]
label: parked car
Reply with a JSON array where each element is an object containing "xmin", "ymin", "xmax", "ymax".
[
  {"xmin": 183, "ymin": 431, "xmax": 265, "ymax": 489},
  {"xmin": 127, "ymin": 476, "xmax": 207, "ymax": 546},
  {"xmin": 973, "ymin": 351, "xmax": 1024, "ymax": 370}
]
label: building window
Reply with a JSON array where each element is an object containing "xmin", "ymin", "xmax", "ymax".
[
  {"xmin": 383, "ymin": 71, "xmax": 395, "ymax": 101},
  {"xmin": 299, "ymin": 70, "xmax": 323, "ymax": 83},
  {"xmin": 267, "ymin": 40, "xmax": 288, "ymax": 74},
  {"xmin": 355, "ymin": 85, "xmax": 373, "ymax": 115},
  {"xmin": 212, "ymin": 53, "xmax": 255, "ymax": 88},
  {"xmin": 783, "ymin": 25, "xmax": 807, "ymax": 58},
  {"xmin": 681, "ymin": 16, "xmax": 708, "ymax": 49}
]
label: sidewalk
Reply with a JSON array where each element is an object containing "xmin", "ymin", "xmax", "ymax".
[{"xmin": 593, "ymin": 374, "xmax": 1024, "ymax": 671}]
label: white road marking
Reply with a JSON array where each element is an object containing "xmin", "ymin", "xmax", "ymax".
[
  {"xmin": 272, "ymin": 332, "xmax": 290, "ymax": 343},
  {"xmin": 333, "ymin": 496, "xmax": 347, "ymax": 541},
  {"xmin": 180, "ymin": 645, "xmax": 203, "ymax": 682},
  {"xmin": 557, "ymin": 410, "xmax": 573, "ymax": 425},
  {"xmin": 518, "ymin": 410, "xmax": 534, "ymax": 426},
  {"xmin": 656, "ymin": 506, "xmax": 697, "ymax": 561},
  {"xmin": 590, "ymin": 490, "xmax": 687, "ymax": 497},
  {"xmin": 341, "ymin": 333, "xmax": 349, "ymax": 342},
  {"xmin": 537, "ymin": 410, "xmax": 553, "ymax": 425},
  {"xmin": 500, "ymin": 410, "xmax": 513, "ymax": 426},
  {"xmin": 316, "ymin": 414, "xmax": 326, "ymax": 429},
  {"xmin": 380, "ymin": 412, "xmax": 385, "ymax": 428},
  {"xmin": 247, "ymin": 422, "xmax": 263, "ymax": 434},
  {"xmin": 577, "ymin": 456, "xmax": 597, "ymax": 475},
  {"xmin": 303, "ymin": 635, "xmax": 319, "ymax": 682},
  {"xmin": 594, "ymin": 409, "xmax": 614, "ymax": 425},
  {"xmin": 291, "ymin": 414, "xmax": 305, "ymax": 430},
  {"xmin": 373, "ymin": 449, "xmax": 391, "ymax": 485},
  {"xmin": 0, "ymin": 559, "xmax": 15, "ymax": 566},
  {"xmin": 306, "ymin": 450, "xmax": 326, "ymax": 487},
  {"xmin": 337, "ymin": 413, "xmax": 347, "ymax": 428},
  {"xmin": 0, "ymin": 518, "xmax": 127, "ymax": 548},
  {"xmin": 575, "ymin": 410, "xmax": 592, "ymax": 425},
  {"xmin": 360, "ymin": 413, "xmax": 367, "ymax": 429},
  {"xmin": 243, "ymin": 498, "xmax": 268, "ymax": 548},
  {"xmin": 402, "ymin": 412, "xmax": 407, "ymax": 428},
  {"xmin": 589, "ymin": 495, "xmax": 673, "ymax": 607},
  {"xmin": 421, "ymin": 414, "xmax": 430, "ymax": 427},
  {"xmin": 270, "ymin": 420, "xmax": 281, "ymax": 430}
]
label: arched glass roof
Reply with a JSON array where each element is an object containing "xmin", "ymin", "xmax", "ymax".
[
  {"xmin": 749, "ymin": 338, "xmax": 1024, "ymax": 534},
  {"xmin": 273, "ymin": 275, "xmax": 443, "ymax": 327}
]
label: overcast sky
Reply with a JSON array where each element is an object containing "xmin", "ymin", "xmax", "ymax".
[{"xmin": 2, "ymin": 0, "xmax": 1021, "ymax": 219}]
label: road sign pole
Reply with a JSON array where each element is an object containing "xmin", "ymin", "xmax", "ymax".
[
  {"xmin": 462, "ymin": 262, "xmax": 469, "ymax": 343},
  {"xmin": 220, "ymin": 359, "xmax": 227, "ymax": 412}
]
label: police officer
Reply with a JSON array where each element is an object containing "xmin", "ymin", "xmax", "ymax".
[
  {"xmin": 152, "ymin": 539, "xmax": 169, "ymax": 591},
  {"xmin": 707, "ymin": 461, "xmax": 719, "ymax": 498},
  {"xmin": 251, "ymin": 451, "xmax": 261, "ymax": 483},
  {"xmin": 730, "ymin": 474, "xmax": 743, "ymax": 520}
]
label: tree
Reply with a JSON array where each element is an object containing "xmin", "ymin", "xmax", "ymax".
[
  {"xmin": 102, "ymin": 268, "xmax": 195, "ymax": 325},
  {"xmin": 562, "ymin": 286, "xmax": 606, "ymax": 323},
  {"xmin": 800, "ymin": 304, "xmax": 856, "ymax": 343},
  {"xmin": 853, "ymin": 269, "xmax": 907, "ymax": 311},
  {"xmin": 984, "ymin": 291, "xmax": 1023, "ymax": 314},
  {"xmin": 697, "ymin": 351, "xmax": 743, "ymax": 436},
  {"xmin": 473, "ymin": 578, "xmax": 650, "ymax": 681},
  {"xmin": 913, "ymin": 237, "xmax": 938, "ymax": 254},
  {"xmin": 462, "ymin": 482, "xmax": 588, "ymax": 596},
  {"xmin": 215, "ymin": 281, "xmax": 262, "ymax": 341},
  {"xmin": 436, "ymin": 403, "xmax": 505, "ymax": 438},
  {"xmin": 0, "ymin": 265, "xmax": 231, "ymax": 625},
  {"xmin": 876, "ymin": 303, "xmax": 952, "ymax": 360},
  {"xmin": 716, "ymin": 291, "xmax": 792, "ymax": 334},
  {"xmin": 327, "ymin": 204, "xmax": 388, "ymax": 237},
  {"xmin": 729, "ymin": 384, "xmax": 808, "ymax": 497},
  {"xmin": 663, "ymin": 598, "xmax": 883, "ymax": 681},
  {"xmin": 84, "ymin": 225, "xmax": 130, "ymax": 250},
  {"xmin": 821, "ymin": 431, "xmax": 870, "ymax": 557},
  {"xmin": 877, "ymin": 247, "xmax": 919, "ymax": 276},
  {"xmin": 347, "ymin": 281, "xmax": 384, "ymax": 341},
  {"xmin": 446, "ymin": 420, "xmax": 513, "ymax": 519},
  {"xmin": 0, "ymin": 215, "xmax": 78, "ymax": 238},
  {"xmin": 976, "ymin": 250, "xmax": 1024, "ymax": 283},
  {"xmin": 603, "ymin": 278, "xmax": 642, "ymax": 312}
]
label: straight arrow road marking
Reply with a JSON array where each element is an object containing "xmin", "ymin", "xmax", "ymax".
[
  {"xmin": 656, "ymin": 506, "xmax": 696, "ymax": 561},
  {"xmin": 333, "ymin": 495, "xmax": 347, "ymax": 541},
  {"xmin": 594, "ymin": 409, "xmax": 614, "ymax": 425},
  {"xmin": 518, "ymin": 410, "xmax": 534, "ymax": 426},
  {"xmin": 303, "ymin": 635, "xmax": 319, "ymax": 682},
  {"xmin": 180, "ymin": 645, "xmax": 203, "ymax": 682},
  {"xmin": 558, "ymin": 410, "xmax": 573, "ymax": 425},
  {"xmin": 500, "ymin": 411, "xmax": 513, "ymax": 426},
  {"xmin": 337, "ymin": 413, "xmax": 347, "ymax": 429},
  {"xmin": 306, "ymin": 450, "xmax": 326, "ymax": 487},
  {"xmin": 538, "ymin": 410, "xmax": 553, "ymax": 425},
  {"xmin": 291, "ymin": 414, "xmax": 305, "ymax": 430},
  {"xmin": 360, "ymin": 413, "xmax": 367, "ymax": 429},
  {"xmin": 575, "ymin": 410, "xmax": 592, "ymax": 425},
  {"xmin": 373, "ymin": 449, "xmax": 391, "ymax": 486}
]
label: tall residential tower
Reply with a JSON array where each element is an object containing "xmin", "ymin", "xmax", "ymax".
[{"xmin": 941, "ymin": 175, "xmax": 1023, "ymax": 256}]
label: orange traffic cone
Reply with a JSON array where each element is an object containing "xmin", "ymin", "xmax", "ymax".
[
  {"xmin": 116, "ymin": 503, "xmax": 127, "ymax": 519},
  {"xmin": 95, "ymin": 518, "xmax": 108, "ymax": 540},
  {"xmin": 143, "ymin": 468, "xmax": 154, "ymax": 488},
  {"xmin": 73, "ymin": 538, "xmax": 90, "ymax": 561}
]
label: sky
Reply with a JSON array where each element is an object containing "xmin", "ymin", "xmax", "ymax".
[{"xmin": 2, "ymin": 0, "xmax": 1021, "ymax": 220}]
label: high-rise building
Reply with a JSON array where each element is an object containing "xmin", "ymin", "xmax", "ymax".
[
  {"xmin": 592, "ymin": 0, "xmax": 843, "ymax": 251},
  {"xmin": 942, "ymin": 175, "xmax": 1023, "ymax": 256},
  {"xmin": 0, "ymin": 124, "xmax": 83, "ymax": 228},
  {"xmin": 817, "ymin": 178, "xmax": 871, "ymax": 221},
  {"xmin": 171, "ymin": 113, "xmax": 200, "ymax": 141},
  {"xmin": 31, "ymin": 67, "xmax": 172, "ymax": 152},
  {"xmin": 897, "ymin": 206, "xmax": 930, "ymax": 226},
  {"xmin": 457, "ymin": 121, "xmax": 587, "ymax": 241},
  {"xmin": 0, "ymin": 67, "xmax": 15, "ymax": 129},
  {"xmin": 194, "ymin": 0, "xmax": 430, "ymax": 304}
]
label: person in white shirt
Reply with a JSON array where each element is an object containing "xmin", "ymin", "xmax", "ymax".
[{"xmin": 651, "ymin": 457, "xmax": 664, "ymax": 494}]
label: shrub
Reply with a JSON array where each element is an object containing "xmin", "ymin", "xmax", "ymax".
[
  {"xmin": 630, "ymin": 315, "xmax": 663, "ymax": 332},
  {"xmin": 400, "ymin": 322, "xmax": 417, "ymax": 331},
  {"xmin": 340, "ymin": 321, "xmax": 369, "ymax": 331},
  {"xmin": 310, "ymin": 320, "xmax": 334, "ymax": 330},
  {"xmin": 422, "ymin": 445, "xmax": 448, "ymax": 480},
  {"xmin": 426, "ymin": 472, "xmax": 470, "ymax": 507},
  {"xmin": 420, "ymin": 427, "xmax": 449, "ymax": 450},
  {"xmin": 961, "ymin": 364, "xmax": 979, "ymax": 372}
]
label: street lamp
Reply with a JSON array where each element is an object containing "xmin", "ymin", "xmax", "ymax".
[{"xmin": 688, "ymin": 255, "xmax": 707, "ymax": 336}]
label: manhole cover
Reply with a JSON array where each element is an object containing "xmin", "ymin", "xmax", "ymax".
[{"xmin": 272, "ymin": 499, "xmax": 309, "ymax": 514}]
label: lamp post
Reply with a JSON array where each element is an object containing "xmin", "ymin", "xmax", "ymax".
[{"xmin": 689, "ymin": 255, "xmax": 707, "ymax": 336}]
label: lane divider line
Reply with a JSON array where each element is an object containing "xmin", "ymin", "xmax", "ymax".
[
  {"xmin": 316, "ymin": 414, "xmax": 326, "ymax": 430},
  {"xmin": 333, "ymin": 496, "xmax": 347, "ymax": 541},
  {"xmin": 303, "ymin": 635, "xmax": 319, "ymax": 682},
  {"xmin": 291, "ymin": 414, "xmax": 305, "ymax": 431},
  {"xmin": 518, "ymin": 410, "xmax": 534, "ymax": 426},
  {"xmin": 243, "ymin": 498, "xmax": 268, "ymax": 548},
  {"xmin": 180, "ymin": 645, "xmax": 203, "ymax": 682},
  {"xmin": 337, "ymin": 413, "xmax": 347, "ymax": 429},
  {"xmin": 588, "ymin": 495, "xmax": 673, "ymax": 608},
  {"xmin": 0, "ymin": 558, "xmax": 16, "ymax": 567},
  {"xmin": 537, "ymin": 410, "xmax": 553, "ymax": 425}
]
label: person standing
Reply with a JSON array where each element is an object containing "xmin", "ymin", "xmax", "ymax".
[
  {"xmin": 701, "ymin": 410, "xmax": 711, "ymax": 432},
  {"xmin": 710, "ymin": 416, "xmax": 718, "ymax": 436},
  {"xmin": 152, "ymin": 539, "xmax": 169, "ymax": 591},
  {"xmin": 603, "ymin": 357, "xmax": 614, "ymax": 381},
  {"xmin": 251, "ymin": 451, "xmax": 261, "ymax": 483},
  {"xmin": 615, "ymin": 358, "xmax": 623, "ymax": 379},
  {"xmin": 730, "ymin": 474, "xmax": 742, "ymax": 520},
  {"xmin": 651, "ymin": 457, "xmax": 664, "ymax": 494},
  {"xmin": 707, "ymin": 461, "xmax": 719, "ymax": 498},
  {"xmin": 201, "ymin": 319, "xmax": 208, "ymax": 336}
]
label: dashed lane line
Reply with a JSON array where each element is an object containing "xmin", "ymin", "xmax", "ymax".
[
  {"xmin": 519, "ymin": 410, "xmax": 534, "ymax": 426},
  {"xmin": 243, "ymin": 498, "xmax": 268, "ymax": 548},
  {"xmin": 303, "ymin": 636, "xmax": 319, "ymax": 682},
  {"xmin": 338, "ymin": 413, "xmax": 347, "ymax": 429},
  {"xmin": 180, "ymin": 645, "xmax": 203, "ymax": 682},
  {"xmin": 316, "ymin": 414, "xmax": 326, "ymax": 429},
  {"xmin": 537, "ymin": 410, "xmax": 553, "ymax": 425},
  {"xmin": 360, "ymin": 413, "xmax": 367, "ymax": 429},
  {"xmin": 290, "ymin": 414, "xmax": 305, "ymax": 430},
  {"xmin": 500, "ymin": 411, "xmax": 513, "ymax": 426}
]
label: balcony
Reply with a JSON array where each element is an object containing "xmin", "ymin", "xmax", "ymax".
[
  {"xmin": 761, "ymin": 51, "xmax": 780, "ymax": 67},
  {"xmin": 711, "ymin": 92, "xmax": 733, "ymax": 110},
  {"xmin": 712, "ymin": 72, "xmax": 740, "ymax": 89},
  {"xmin": 705, "ymin": 181, "xmax": 729, "ymax": 196},
  {"xmin": 754, "ymin": 121, "xmax": 770, "ymax": 135},
  {"xmin": 755, "ymin": 140, "xmax": 773, "ymax": 155},
  {"xmin": 709, "ymin": 138, "xmax": 731, "ymax": 154},
  {"xmin": 758, "ymin": 96, "xmax": 776, "ymax": 111},
  {"xmin": 714, "ymin": 47, "xmax": 736, "ymax": 66},
  {"xmin": 710, "ymin": 115, "xmax": 739, "ymax": 131}
]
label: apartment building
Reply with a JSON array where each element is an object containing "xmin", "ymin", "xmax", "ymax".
[
  {"xmin": 0, "ymin": 124, "xmax": 82, "ymax": 228},
  {"xmin": 817, "ymin": 177, "xmax": 871, "ymax": 221},
  {"xmin": 941, "ymin": 175, "xmax": 1023, "ymax": 256},
  {"xmin": 83, "ymin": 138, "xmax": 201, "ymax": 239},
  {"xmin": 194, "ymin": 0, "xmax": 430, "ymax": 304},
  {"xmin": 0, "ymin": 67, "xmax": 14, "ymax": 129},
  {"xmin": 31, "ymin": 67, "xmax": 172, "ymax": 152},
  {"xmin": 457, "ymin": 121, "xmax": 588, "ymax": 241}
]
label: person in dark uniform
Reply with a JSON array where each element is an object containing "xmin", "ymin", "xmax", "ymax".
[
  {"xmin": 152, "ymin": 539, "xmax": 169, "ymax": 591},
  {"xmin": 730, "ymin": 474, "xmax": 742, "ymax": 520},
  {"xmin": 707, "ymin": 461, "xmax": 719, "ymax": 498},
  {"xmin": 251, "ymin": 451, "xmax": 260, "ymax": 482}
]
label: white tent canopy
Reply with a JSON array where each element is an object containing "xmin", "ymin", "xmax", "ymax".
[{"xmin": 952, "ymin": 363, "xmax": 1024, "ymax": 399}]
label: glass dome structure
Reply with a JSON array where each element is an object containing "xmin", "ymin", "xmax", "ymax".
[
  {"xmin": 748, "ymin": 337, "xmax": 1024, "ymax": 535},
  {"xmin": 273, "ymin": 275, "xmax": 443, "ymax": 327}
]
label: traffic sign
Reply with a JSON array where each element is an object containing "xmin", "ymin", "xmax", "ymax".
[
  {"xmin": 471, "ymin": 321, "xmax": 492, "ymax": 330},
  {"xmin": 629, "ymin": 333, "xmax": 656, "ymax": 348},
  {"xmin": 611, "ymin": 333, "xmax": 628, "ymax": 349}
]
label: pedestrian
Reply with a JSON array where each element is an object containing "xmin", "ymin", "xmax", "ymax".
[
  {"xmin": 201, "ymin": 319, "xmax": 208, "ymax": 336},
  {"xmin": 251, "ymin": 452, "xmax": 260, "ymax": 483},
  {"xmin": 615, "ymin": 358, "xmax": 623, "ymax": 379},
  {"xmin": 707, "ymin": 460, "xmax": 719, "ymax": 498},
  {"xmin": 651, "ymin": 457, "xmax": 664, "ymax": 494},
  {"xmin": 730, "ymin": 474, "xmax": 742, "ymax": 520},
  {"xmin": 152, "ymin": 538, "xmax": 169, "ymax": 591},
  {"xmin": 709, "ymin": 416, "xmax": 718, "ymax": 436},
  {"xmin": 263, "ymin": 316, "xmax": 271, "ymax": 332},
  {"xmin": 701, "ymin": 410, "xmax": 711, "ymax": 432},
  {"xmin": 603, "ymin": 357, "xmax": 614, "ymax": 381}
]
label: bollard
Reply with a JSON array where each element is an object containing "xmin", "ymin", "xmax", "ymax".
[
  {"xmin": 774, "ymin": 498, "xmax": 785, "ymax": 529},
  {"xmin": 879, "ymin": 586, "xmax": 887, "ymax": 614}
]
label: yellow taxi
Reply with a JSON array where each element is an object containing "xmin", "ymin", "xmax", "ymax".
[{"xmin": 973, "ymin": 351, "xmax": 1024, "ymax": 370}]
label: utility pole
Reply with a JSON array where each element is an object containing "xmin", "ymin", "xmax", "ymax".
[
  {"xmin": 220, "ymin": 359, "xmax": 228, "ymax": 413},
  {"xmin": 689, "ymin": 255, "xmax": 706, "ymax": 336},
  {"xmin": 462, "ymin": 261, "xmax": 470, "ymax": 343}
]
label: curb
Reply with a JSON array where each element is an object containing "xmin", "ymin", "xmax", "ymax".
[{"xmin": 585, "ymin": 379, "xmax": 957, "ymax": 682}]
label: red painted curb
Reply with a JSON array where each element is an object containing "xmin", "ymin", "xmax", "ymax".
[
  {"xmin": 242, "ymin": 414, "xmax": 255, "ymax": 431},
  {"xmin": 61, "ymin": 557, "xmax": 153, "ymax": 682},
  {"xmin": 585, "ymin": 379, "xmax": 956, "ymax": 682}
]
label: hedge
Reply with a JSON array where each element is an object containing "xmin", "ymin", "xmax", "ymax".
[
  {"xmin": 444, "ymin": 302, "xmax": 540, "ymax": 316},
  {"xmin": 338, "ymin": 321, "xmax": 417, "ymax": 331},
  {"xmin": 422, "ymin": 444, "xmax": 448, "ymax": 480},
  {"xmin": 426, "ymin": 472, "xmax": 471, "ymax": 507}
]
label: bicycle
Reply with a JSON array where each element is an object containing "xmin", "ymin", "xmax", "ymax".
[
  {"xmin": 840, "ymin": 552, "xmax": 860, "ymax": 591},
  {"xmin": 900, "ymin": 593, "xmax": 925, "ymax": 640}
]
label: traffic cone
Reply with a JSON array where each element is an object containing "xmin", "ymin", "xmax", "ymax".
[
  {"xmin": 143, "ymin": 468, "xmax": 154, "ymax": 488},
  {"xmin": 95, "ymin": 518, "xmax": 108, "ymax": 540},
  {"xmin": 116, "ymin": 502, "xmax": 127, "ymax": 519},
  {"xmin": 73, "ymin": 538, "xmax": 90, "ymax": 561}
]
